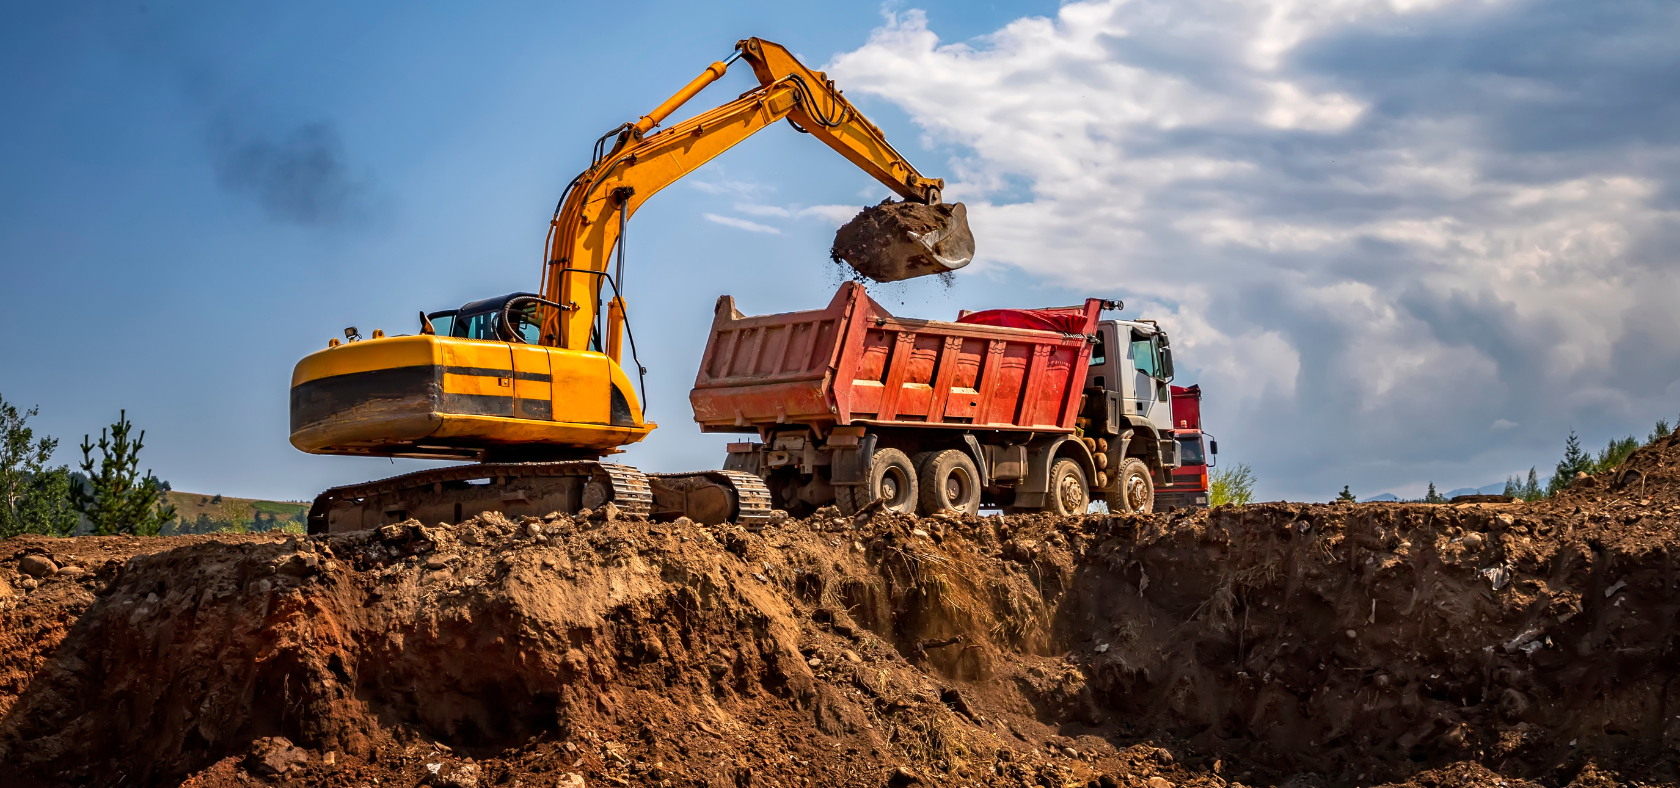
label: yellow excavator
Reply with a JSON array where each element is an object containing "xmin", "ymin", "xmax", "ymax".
[{"xmin": 290, "ymin": 38, "xmax": 964, "ymax": 532}]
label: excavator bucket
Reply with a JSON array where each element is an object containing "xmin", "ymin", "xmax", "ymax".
[{"xmin": 831, "ymin": 201, "xmax": 974, "ymax": 282}]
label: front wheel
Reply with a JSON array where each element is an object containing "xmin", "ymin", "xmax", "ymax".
[
  {"xmin": 1105, "ymin": 458, "xmax": 1154, "ymax": 515},
  {"xmin": 1044, "ymin": 458, "xmax": 1090, "ymax": 516}
]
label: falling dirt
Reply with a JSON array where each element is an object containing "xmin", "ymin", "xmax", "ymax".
[
  {"xmin": 832, "ymin": 200, "xmax": 974, "ymax": 283},
  {"xmin": 4, "ymin": 434, "xmax": 1680, "ymax": 787}
]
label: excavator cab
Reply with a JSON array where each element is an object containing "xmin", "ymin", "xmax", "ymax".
[{"xmin": 426, "ymin": 294, "xmax": 544, "ymax": 344}]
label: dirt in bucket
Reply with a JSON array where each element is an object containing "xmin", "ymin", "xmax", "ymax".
[{"xmin": 832, "ymin": 200, "xmax": 974, "ymax": 283}]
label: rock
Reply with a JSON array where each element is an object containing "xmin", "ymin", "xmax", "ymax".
[
  {"xmin": 1153, "ymin": 748, "xmax": 1174, "ymax": 765},
  {"xmin": 457, "ymin": 527, "xmax": 482, "ymax": 546},
  {"xmin": 428, "ymin": 761, "xmax": 479, "ymax": 788},
  {"xmin": 1496, "ymin": 514, "xmax": 1515, "ymax": 527},
  {"xmin": 57, "ymin": 565, "xmax": 84, "ymax": 578},
  {"xmin": 1147, "ymin": 778, "xmax": 1174, "ymax": 788},
  {"xmin": 246, "ymin": 736, "xmax": 308, "ymax": 776},
  {"xmin": 525, "ymin": 523, "xmax": 543, "ymax": 539},
  {"xmin": 1062, "ymin": 747, "xmax": 1079, "ymax": 758},
  {"xmin": 1462, "ymin": 532, "xmax": 1484, "ymax": 548},
  {"xmin": 600, "ymin": 502, "xmax": 620, "ymax": 522},
  {"xmin": 768, "ymin": 509, "xmax": 789, "ymax": 522},
  {"xmin": 424, "ymin": 554, "xmax": 453, "ymax": 570},
  {"xmin": 19, "ymin": 555, "xmax": 58, "ymax": 577},
  {"xmin": 911, "ymin": 528, "xmax": 929, "ymax": 538},
  {"xmin": 807, "ymin": 656, "xmax": 822, "ymax": 668},
  {"xmin": 843, "ymin": 649, "xmax": 863, "ymax": 663},
  {"xmin": 20, "ymin": 577, "xmax": 38, "ymax": 591},
  {"xmin": 556, "ymin": 774, "xmax": 587, "ymax": 788},
  {"xmin": 575, "ymin": 508, "xmax": 593, "ymax": 520}
]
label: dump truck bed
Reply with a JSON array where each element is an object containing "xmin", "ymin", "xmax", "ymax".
[{"xmin": 690, "ymin": 282, "xmax": 1100, "ymax": 434}]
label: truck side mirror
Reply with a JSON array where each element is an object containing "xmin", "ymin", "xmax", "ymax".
[
  {"xmin": 1210, "ymin": 440, "xmax": 1218, "ymax": 455},
  {"xmin": 1159, "ymin": 347, "xmax": 1174, "ymax": 380}
]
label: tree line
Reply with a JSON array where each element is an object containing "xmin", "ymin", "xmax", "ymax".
[
  {"xmin": 0, "ymin": 392, "xmax": 297, "ymax": 538},
  {"xmin": 1500, "ymin": 417, "xmax": 1674, "ymax": 502}
]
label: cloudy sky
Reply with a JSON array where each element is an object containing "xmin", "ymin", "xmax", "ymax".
[{"xmin": 2, "ymin": 0, "xmax": 1676, "ymax": 503}]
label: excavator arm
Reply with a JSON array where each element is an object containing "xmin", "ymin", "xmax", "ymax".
[{"xmin": 538, "ymin": 37, "xmax": 946, "ymax": 355}]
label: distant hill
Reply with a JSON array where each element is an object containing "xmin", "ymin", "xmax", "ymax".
[
  {"xmin": 1363, "ymin": 493, "xmax": 1400, "ymax": 502},
  {"xmin": 165, "ymin": 492, "xmax": 308, "ymax": 534}
]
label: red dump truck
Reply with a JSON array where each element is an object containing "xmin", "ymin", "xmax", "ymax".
[
  {"xmin": 689, "ymin": 282, "xmax": 1184, "ymax": 516},
  {"xmin": 1156, "ymin": 384, "xmax": 1216, "ymax": 509}
]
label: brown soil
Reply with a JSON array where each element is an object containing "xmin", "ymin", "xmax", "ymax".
[
  {"xmin": 3, "ymin": 435, "xmax": 1680, "ymax": 787},
  {"xmin": 832, "ymin": 200, "xmax": 974, "ymax": 283}
]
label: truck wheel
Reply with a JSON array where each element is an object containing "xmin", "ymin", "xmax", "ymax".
[
  {"xmin": 1045, "ymin": 458, "xmax": 1090, "ymax": 516},
  {"xmin": 837, "ymin": 448, "xmax": 919, "ymax": 516},
  {"xmin": 917, "ymin": 449, "xmax": 981, "ymax": 516},
  {"xmin": 1105, "ymin": 458, "xmax": 1154, "ymax": 514}
]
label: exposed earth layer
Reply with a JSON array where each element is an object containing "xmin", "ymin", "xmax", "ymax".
[{"xmin": 4, "ymin": 433, "xmax": 1680, "ymax": 787}]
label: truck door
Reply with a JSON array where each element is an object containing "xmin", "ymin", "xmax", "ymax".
[{"xmin": 1128, "ymin": 332, "xmax": 1158, "ymax": 420}]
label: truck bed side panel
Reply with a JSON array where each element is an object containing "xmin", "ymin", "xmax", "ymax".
[{"xmin": 691, "ymin": 282, "xmax": 1100, "ymax": 434}]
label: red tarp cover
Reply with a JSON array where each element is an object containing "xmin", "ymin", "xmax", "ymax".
[{"xmin": 956, "ymin": 308, "xmax": 1088, "ymax": 334}]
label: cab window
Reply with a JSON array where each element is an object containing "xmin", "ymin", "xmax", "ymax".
[
  {"xmin": 451, "ymin": 311, "xmax": 497, "ymax": 340},
  {"xmin": 1089, "ymin": 332, "xmax": 1106, "ymax": 365},
  {"xmin": 507, "ymin": 302, "xmax": 541, "ymax": 344},
  {"xmin": 1177, "ymin": 436, "xmax": 1205, "ymax": 466},
  {"xmin": 1130, "ymin": 337, "xmax": 1156, "ymax": 378}
]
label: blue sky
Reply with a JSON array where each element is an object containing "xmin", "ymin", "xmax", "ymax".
[{"xmin": 2, "ymin": 0, "xmax": 1677, "ymax": 503}]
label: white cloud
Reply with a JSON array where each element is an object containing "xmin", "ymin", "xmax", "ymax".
[
  {"xmin": 825, "ymin": 1, "xmax": 1680, "ymax": 498},
  {"xmin": 702, "ymin": 213, "xmax": 780, "ymax": 234}
]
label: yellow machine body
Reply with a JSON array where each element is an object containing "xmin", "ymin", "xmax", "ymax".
[{"xmin": 290, "ymin": 333, "xmax": 651, "ymax": 461}]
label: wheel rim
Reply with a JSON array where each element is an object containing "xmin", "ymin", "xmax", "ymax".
[
  {"xmin": 944, "ymin": 468, "xmax": 971, "ymax": 508},
  {"xmin": 881, "ymin": 469, "xmax": 908, "ymax": 507},
  {"xmin": 1058, "ymin": 472, "xmax": 1084, "ymax": 513},
  {"xmin": 1126, "ymin": 473, "xmax": 1149, "ymax": 511}
]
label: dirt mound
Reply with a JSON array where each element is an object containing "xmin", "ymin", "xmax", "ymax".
[
  {"xmin": 832, "ymin": 200, "xmax": 974, "ymax": 282},
  {"xmin": 2, "ymin": 437, "xmax": 1679, "ymax": 787}
]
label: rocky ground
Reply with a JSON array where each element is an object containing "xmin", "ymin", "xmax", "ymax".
[{"xmin": 3, "ymin": 433, "xmax": 1679, "ymax": 788}]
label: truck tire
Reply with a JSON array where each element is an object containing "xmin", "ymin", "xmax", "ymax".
[
  {"xmin": 917, "ymin": 449, "xmax": 982, "ymax": 516},
  {"xmin": 1105, "ymin": 458, "xmax": 1153, "ymax": 515},
  {"xmin": 1045, "ymin": 457, "xmax": 1090, "ymax": 516},
  {"xmin": 836, "ymin": 448, "xmax": 919, "ymax": 516}
]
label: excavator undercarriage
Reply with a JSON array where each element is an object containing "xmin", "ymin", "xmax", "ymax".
[{"xmin": 306, "ymin": 462, "xmax": 771, "ymax": 534}]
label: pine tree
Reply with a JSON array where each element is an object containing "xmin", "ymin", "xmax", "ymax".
[
  {"xmin": 1523, "ymin": 467, "xmax": 1543, "ymax": 502},
  {"xmin": 1501, "ymin": 475, "xmax": 1521, "ymax": 498},
  {"xmin": 71, "ymin": 410, "xmax": 176, "ymax": 536},
  {"xmin": 1547, "ymin": 430, "xmax": 1591, "ymax": 496},
  {"xmin": 1337, "ymin": 485, "xmax": 1356, "ymax": 502},
  {"xmin": 1423, "ymin": 482, "xmax": 1445, "ymax": 503},
  {"xmin": 1651, "ymin": 418, "xmax": 1673, "ymax": 444}
]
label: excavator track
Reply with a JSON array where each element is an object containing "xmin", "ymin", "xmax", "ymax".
[
  {"xmin": 306, "ymin": 462, "xmax": 775, "ymax": 534},
  {"xmin": 306, "ymin": 461, "xmax": 652, "ymax": 535},
  {"xmin": 647, "ymin": 469, "xmax": 774, "ymax": 529}
]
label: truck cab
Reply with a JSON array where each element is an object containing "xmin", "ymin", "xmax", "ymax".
[
  {"xmin": 1156, "ymin": 384, "xmax": 1214, "ymax": 509},
  {"xmin": 1078, "ymin": 319, "xmax": 1183, "ymax": 512}
]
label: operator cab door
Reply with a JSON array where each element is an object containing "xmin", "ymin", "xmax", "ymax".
[{"xmin": 503, "ymin": 303, "xmax": 554, "ymax": 421}]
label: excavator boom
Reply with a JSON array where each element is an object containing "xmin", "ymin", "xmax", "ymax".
[{"xmin": 540, "ymin": 37, "xmax": 947, "ymax": 355}]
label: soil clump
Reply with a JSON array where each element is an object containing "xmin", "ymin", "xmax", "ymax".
[
  {"xmin": 3, "ymin": 434, "xmax": 1680, "ymax": 787},
  {"xmin": 832, "ymin": 200, "xmax": 974, "ymax": 283}
]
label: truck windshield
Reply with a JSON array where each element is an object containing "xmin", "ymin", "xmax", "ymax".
[
  {"xmin": 1177, "ymin": 435, "xmax": 1205, "ymax": 465},
  {"xmin": 452, "ymin": 311, "xmax": 498, "ymax": 340}
]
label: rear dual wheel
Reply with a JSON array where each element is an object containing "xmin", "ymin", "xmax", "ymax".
[
  {"xmin": 915, "ymin": 449, "xmax": 981, "ymax": 516},
  {"xmin": 836, "ymin": 448, "xmax": 920, "ymax": 516}
]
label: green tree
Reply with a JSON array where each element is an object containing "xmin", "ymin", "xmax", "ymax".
[
  {"xmin": 1210, "ymin": 463, "xmax": 1256, "ymax": 506},
  {"xmin": 1423, "ymin": 482, "xmax": 1445, "ymax": 503},
  {"xmin": 1337, "ymin": 485, "xmax": 1357, "ymax": 502},
  {"xmin": 1650, "ymin": 418, "xmax": 1673, "ymax": 444},
  {"xmin": 1592, "ymin": 435, "xmax": 1639, "ymax": 474},
  {"xmin": 71, "ymin": 410, "xmax": 176, "ymax": 536},
  {"xmin": 1, "ymin": 395, "xmax": 78, "ymax": 537},
  {"xmin": 1546, "ymin": 430, "xmax": 1592, "ymax": 496},
  {"xmin": 1522, "ymin": 467, "xmax": 1544, "ymax": 502}
]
